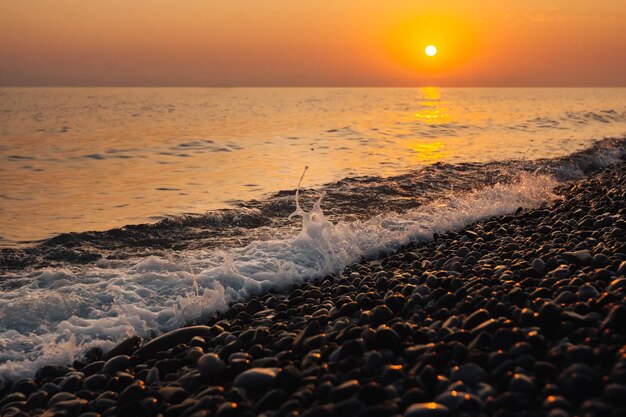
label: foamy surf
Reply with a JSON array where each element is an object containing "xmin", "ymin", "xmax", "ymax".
[{"xmin": 0, "ymin": 170, "xmax": 559, "ymax": 377}]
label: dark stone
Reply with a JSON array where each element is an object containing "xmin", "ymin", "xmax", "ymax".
[
  {"xmin": 357, "ymin": 382, "xmax": 388, "ymax": 405},
  {"xmin": 158, "ymin": 386, "xmax": 188, "ymax": 404},
  {"xmin": 117, "ymin": 381, "xmax": 147, "ymax": 404},
  {"xmin": 557, "ymin": 363, "xmax": 599, "ymax": 400},
  {"xmin": 329, "ymin": 380, "xmax": 361, "ymax": 402},
  {"xmin": 233, "ymin": 367, "xmax": 278, "ymax": 392},
  {"xmin": 463, "ymin": 309, "xmax": 490, "ymax": 330},
  {"xmin": 404, "ymin": 402, "xmax": 450, "ymax": 416},
  {"xmin": 104, "ymin": 336, "xmax": 141, "ymax": 359},
  {"xmin": 434, "ymin": 293, "xmax": 457, "ymax": 310},
  {"xmin": 83, "ymin": 374, "xmax": 108, "ymax": 391},
  {"xmin": 371, "ymin": 325, "xmax": 402, "ymax": 351},
  {"xmin": 255, "ymin": 388, "xmax": 286, "ymax": 411},
  {"xmin": 370, "ymin": 305, "xmax": 394, "ymax": 325},
  {"xmin": 600, "ymin": 305, "xmax": 626, "ymax": 333},
  {"xmin": 134, "ymin": 326, "xmax": 213, "ymax": 360},
  {"xmin": 101, "ymin": 355, "xmax": 131, "ymax": 375},
  {"xmin": 35, "ymin": 365, "xmax": 69, "ymax": 382},
  {"xmin": 197, "ymin": 353, "xmax": 226, "ymax": 379}
]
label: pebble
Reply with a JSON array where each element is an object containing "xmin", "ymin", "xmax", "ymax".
[
  {"xmin": 451, "ymin": 363, "xmax": 487, "ymax": 386},
  {"xmin": 102, "ymin": 355, "xmax": 131, "ymax": 375},
  {"xmin": 233, "ymin": 367, "xmax": 278, "ymax": 392},
  {"xmin": 435, "ymin": 391, "xmax": 483, "ymax": 412},
  {"xmin": 510, "ymin": 373, "xmax": 536, "ymax": 395},
  {"xmin": 531, "ymin": 258, "xmax": 547, "ymax": 275},
  {"xmin": 404, "ymin": 402, "xmax": 450, "ymax": 417},
  {"xmin": 197, "ymin": 353, "xmax": 226, "ymax": 379},
  {"xmin": 563, "ymin": 250, "xmax": 592, "ymax": 266},
  {"xmin": 134, "ymin": 326, "xmax": 213, "ymax": 360}
]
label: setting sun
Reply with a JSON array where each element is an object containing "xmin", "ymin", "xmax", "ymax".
[{"xmin": 425, "ymin": 44, "xmax": 437, "ymax": 57}]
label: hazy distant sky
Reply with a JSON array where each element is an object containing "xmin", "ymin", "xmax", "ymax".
[{"xmin": 1, "ymin": 0, "xmax": 625, "ymax": 86}]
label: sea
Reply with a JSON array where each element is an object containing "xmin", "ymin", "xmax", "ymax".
[{"xmin": 0, "ymin": 87, "xmax": 625, "ymax": 376}]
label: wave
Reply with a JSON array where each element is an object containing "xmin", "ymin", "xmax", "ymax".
[{"xmin": 0, "ymin": 137, "xmax": 625, "ymax": 377}]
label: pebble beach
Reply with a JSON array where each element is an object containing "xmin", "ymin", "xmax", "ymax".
[{"xmin": 1, "ymin": 159, "xmax": 625, "ymax": 417}]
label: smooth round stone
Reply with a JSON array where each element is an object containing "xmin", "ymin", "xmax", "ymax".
[
  {"xmin": 48, "ymin": 391, "xmax": 77, "ymax": 406},
  {"xmin": 565, "ymin": 345, "xmax": 594, "ymax": 365},
  {"xmin": 451, "ymin": 363, "xmax": 488, "ymax": 386},
  {"xmin": 331, "ymin": 399, "xmax": 366, "ymax": 416},
  {"xmin": 40, "ymin": 382, "xmax": 61, "ymax": 396},
  {"xmin": 608, "ymin": 278, "xmax": 626, "ymax": 291},
  {"xmin": 577, "ymin": 284, "xmax": 599, "ymax": 300},
  {"xmin": 582, "ymin": 399, "xmax": 614, "ymax": 416},
  {"xmin": 600, "ymin": 305, "xmax": 626, "ymax": 332},
  {"xmin": 563, "ymin": 250, "xmax": 592, "ymax": 266},
  {"xmin": 547, "ymin": 409, "xmax": 570, "ymax": 417},
  {"xmin": 603, "ymin": 383, "xmax": 626, "ymax": 406},
  {"xmin": 83, "ymin": 373, "xmax": 108, "ymax": 390},
  {"xmin": 186, "ymin": 347, "xmax": 204, "ymax": 364},
  {"xmin": 78, "ymin": 412, "xmax": 101, "ymax": 417},
  {"xmin": 145, "ymin": 367, "xmax": 160, "ymax": 385},
  {"xmin": 101, "ymin": 355, "xmax": 131, "ymax": 375},
  {"xmin": 404, "ymin": 402, "xmax": 449, "ymax": 417},
  {"xmin": 35, "ymin": 365, "xmax": 70, "ymax": 381},
  {"xmin": 329, "ymin": 380, "xmax": 361, "ymax": 402},
  {"xmin": 363, "ymin": 351, "xmax": 385, "ymax": 373},
  {"xmin": 158, "ymin": 386, "xmax": 188, "ymax": 404},
  {"xmin": 92, "ymin": 398, "xmax": 117, "ymax": 413},
  {"xmin": 592, "ymin": 253, "xmax": 609, "ymax": 267},
  {"xmin": 26, "ymin": 391, "xmax": 49, "ymax": 410},
  {"xmin": 117, "ymin": 381, "xmax": 146, "ymax": 404},
  {"xmin": 370, "ymin": 305, "xmax": 394, "ymax": 325},
  {"xmin": 550, "ymin": 267, "xmax": 571, "ymax": 279},
  {"xmin": 134, "ymin": 325, "xmax": 213, "ymax": 360},
  {"xmin": 49, "ymin": 399, "xmax": 88, "ymax": 414},
  {"xmin": 81, "ymin": 361, "xmax": 104, "ymax": 376},
  {"xmin": 233, "ymin": 368, "xmax": 278, "ymax": 391},
  {"xmin": 463, "ymin": 309, "xmax": 490, "ymax": 330},
  {"xmin": 435, "ymin": 391, "xmax": 483, "ymax": 412},
  {"xmin": 555, "ymin": 291, "xmax": 575, "ymax": 304},
  {"xmin": 254, "ymin": 389, "xmax": 286, "ymax": 413},
  {"xmin": 539, "ymin": 301, "xmax": 562, "ymax": 328},
  {"xmin": 197, "ymin": 353, "xmax": 226, "ymax": 379},
  {"xmin": 510, "ymin": 373, "xmax": 536, "ymax": 395},
  {"xmin": 13, "ymin": 378, "xmax": 37, "ymax": 395},
  {"xmin": 544, "ymin": 395, "xmax": 571, "ymax": 410},
  {"xmin": 532, "ymin": 258, "xmax": 547, "ymax": 275},
  {"xmin": 373, "ymin": 325, "xmax": 402, "ymax": 351}
]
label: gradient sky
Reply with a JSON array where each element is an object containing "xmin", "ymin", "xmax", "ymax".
[{"xmin": 1, "ymin": 0, "xmax": 625, "ymax": 86}]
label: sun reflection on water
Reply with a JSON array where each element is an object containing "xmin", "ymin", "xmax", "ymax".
[
  {"xmin": 410, "ymin": 141, "xmax": 449, "ymax": 163},
  {"xmin": 414, "ymin": 87, "xmax": 451, "ymax": 123}
]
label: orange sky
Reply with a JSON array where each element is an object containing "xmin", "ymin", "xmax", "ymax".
[{"xmin": 1, "ymin": 0, "xmax": 625, "ymax": 86}]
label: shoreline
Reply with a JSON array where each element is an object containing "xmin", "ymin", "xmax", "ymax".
[
  {"xmin": 1, "ymin": 162, "xmax": 626, "ymax": 416},
  {"xmin": 2, "ymin": 136, "xmax": 625, "ymax": 273}
]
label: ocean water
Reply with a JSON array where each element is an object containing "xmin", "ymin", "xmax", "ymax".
[
  {"xmin": 1, "ymin": 87, "xmax": 625, "ymax": 245},
  {"xmin": 0, "ymin": 87, "xmax": 626, "ymax": 377}
]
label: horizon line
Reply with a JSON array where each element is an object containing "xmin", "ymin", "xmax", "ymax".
[{"xmin": 2, "ymin": 84, "xmax": 626, "ymax": 88}]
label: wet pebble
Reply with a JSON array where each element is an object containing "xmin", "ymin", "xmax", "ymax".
[{"xmin": 233, "ymin": 367, "xmax": 278, "ymax": 392}]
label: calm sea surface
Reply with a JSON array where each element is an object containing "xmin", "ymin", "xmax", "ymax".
[{"xmin": 1, "ymin": 87, "xmax": 625, "ymax": 245}]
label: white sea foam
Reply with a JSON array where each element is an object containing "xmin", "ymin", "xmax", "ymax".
[{"xmin": 0, "ymin": 170, "xmax": 563, "ymax": 377}]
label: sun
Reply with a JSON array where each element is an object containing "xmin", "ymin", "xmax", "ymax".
[{"xmin": 425, "ymin": 45, "xmax": 437, "ymax": 57}]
